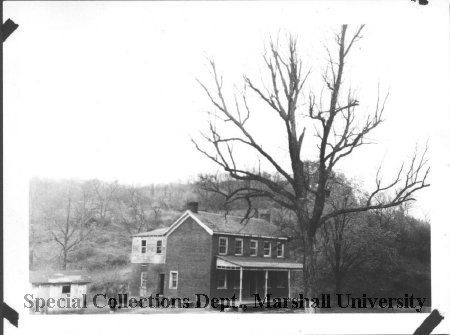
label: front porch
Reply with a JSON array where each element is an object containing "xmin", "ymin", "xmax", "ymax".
[{"xmin": 214, "ymin": 255, "xmax": 303, "ymax": 303}]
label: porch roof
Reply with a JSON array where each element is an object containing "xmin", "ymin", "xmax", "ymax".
[{"xmin": 216, "ymin": 256, "xmax": 303, "ymax": 270}]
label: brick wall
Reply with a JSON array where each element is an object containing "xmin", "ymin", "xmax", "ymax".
[
  {"xmin": 164, "ymin": 217, "xmax": 213, "ymax": 301},
  {"xmin": 212, "ymin": 235, "xmax": 291, "ymax": 259},
  {"xmin": 130, "ymin": 263, "xmax": 167, "ymax": 296},
  {"xmin": 129, "ymin": 219, "xmax": 303, "ymax": 301}
]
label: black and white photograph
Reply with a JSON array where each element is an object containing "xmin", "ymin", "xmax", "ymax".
[{"xmin": 2, "ymin": 1, "xmax": 449, "ymax": 334}]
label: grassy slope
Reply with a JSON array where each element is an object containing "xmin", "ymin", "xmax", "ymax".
[{"xmin": 30, "ymin": 209, "xmax": 183, "ymax": 278}]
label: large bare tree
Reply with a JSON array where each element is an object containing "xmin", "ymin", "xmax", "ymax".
[{"xmin": 193, "ymin": 25, "xmax": 429, "ymax": 295}]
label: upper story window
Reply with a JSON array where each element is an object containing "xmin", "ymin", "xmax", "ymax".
[
  {"xmin": 263, "ymin": 241, "xmax": 271, "ymax": 257},
  {"xmin": 276, "ymin": 242, "xmax": 285, "ymax": 258},
  {"xmin": 250, "ymin": 240, "xmax": 258, "ymax": 256},
  {"xmin": 156, "ymin": 240, "xmax": 162, "ymax": 254},
  {"xmin": 141, "ymin": 239, "xmax": 147, "ymax": 253},
  {"xmin": 235, "ymin": 238, "xmax": 243, "ymax": 256},
  {"xmin": 169, "ymin": 271, "xmax": 178, "ymax": 289},
  {"xmin": 219, "ymin": 237, "xmax": 228, "ymax": 255}
]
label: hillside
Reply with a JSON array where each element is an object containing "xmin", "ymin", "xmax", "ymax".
[
  {"xmin": 29, "ymin": 177, "xmax": 431, "ymax": 304},
  {"xmin": 30, "ymin": 206, "xmax": 183, "ymax": 272}
]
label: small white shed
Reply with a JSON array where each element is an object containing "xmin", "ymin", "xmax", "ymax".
[{"xmin": 30, "ymin": 270, "xmax": 91, "ymax": 313}]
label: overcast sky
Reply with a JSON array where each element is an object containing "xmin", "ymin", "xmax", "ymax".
[{"xmin": 4, "ymin": 1, "xmax": 449, "ymax": 219}]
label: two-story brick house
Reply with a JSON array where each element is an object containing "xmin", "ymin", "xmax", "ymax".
[{"xmin": 130, "ymin": 202, "xmax": 303, "ymax": 303}]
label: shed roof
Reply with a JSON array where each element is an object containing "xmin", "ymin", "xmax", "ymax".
[
  {"xmin": 30, "ymin": 270, "xmax": 91, "ymax": 285},
  {"xmin": 216, "ymin": 255, "xmax": 303, "ymax": 270},
  {"xmin": 134, "ymin": 210, "xmax": 289, "ymax": 239}
]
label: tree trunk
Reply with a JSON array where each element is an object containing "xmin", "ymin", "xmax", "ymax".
[
  {"xmin": 334, "ymin": 270, "xmax": 343, "ymax": 294},
  {"xmin": 302, "ymin": 234, "xmax": 317, "ymax": 313},
  {"xmin": 303, "ymin": 234, "xmax": 317, "ymax": 297},
  {"xmin": 62, "ymin": 249, "xmax": 68, "ymax": 270}
]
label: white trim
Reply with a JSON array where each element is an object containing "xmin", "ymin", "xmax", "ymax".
[
  {"xmin": 218, "ymin": 237, "xmax": 228, "ymax": 255},
  {"xmin": 217, "ymin": 270, "xmax": 227, "ymax": 289},
  {"xmin": 215, "ymin": 232, "xmax": 288, "ymax": 240},
  {"xmin": 234, "ymin": 238, "xmax": 243, "ymax": 256},
  {"xmin": 217, "ymin": 265, "xmax": 240, "ymax": 270},
  {"xmin": 188, "ymin": 211, "xmax": 214, "ymax": 235},
  {"xmin": 263, "ymin": 241, "xmax": 272, "ymax": 257},
  {"xmin": 165, "ymin": 211, "xmax": 214, "ymax": 237},
  {"xmin": 276, "ymin": 242, "xmax": 285, "ymax": 258},
  {"xmin": 239, "ymin": 267, "xmax": 243, "ymax": 303},
  {"xmin": 216, "ymin": 256, "xmax": 303, "ymax": 270},
  {"xmin": 288, "ymin": 270, "xmax": 291, "ymax": 299},
  {"xmin": 169, "ymin": 271, "xmax": 178, "ymax": 289},
  {"xmin": 135, "ymin": 210, "xmax": 288, "ymax": 240},
  {"xmin": 264, "ymin": 270, "xmax": 268, "ymax": 297},
  {"xmin": 249, "ymin": 239, "xmax": 258, "ymax": 256},
  {"xmin": 217, "ymin": 267, "xmax": 295, "ymax": 271},
  {"xmin": 132, "ymin": 234, "xmax": 167, "ymax": 237}
]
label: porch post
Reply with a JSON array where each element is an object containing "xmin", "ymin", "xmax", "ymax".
[
  {"xmin": 264, "ymin": 269, "xmax": 268, "ymax": 297},
  {"xmin": 239, "ymin": 267, "xmax": 243, "ymax": 303},
  {"xmin": 288, "ymin": 270, "xmax": 291, "ymax": 299}
]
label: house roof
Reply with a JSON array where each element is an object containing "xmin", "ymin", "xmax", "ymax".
[
  {"xmin": 30, "ymin": 270, "xmax": 91, "ymax": 285},
  {"xmin": 133, "ymin": 210, "xmax": 289, "ymax": 239},
  {"xmin": 194, "ymin": 211, "xmax": 287, "ymax": 238},
  {"xmin": 133, "ymin": 227, "xmax": 170, "ymax": 237},
  {"xmin": 216, "ymin": 255, "xmax": 303, "ymax": 270}
]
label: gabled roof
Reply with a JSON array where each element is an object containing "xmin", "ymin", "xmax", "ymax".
[
  {"xmin": 134, "ymin": 210, "xmax": 289, "ymax": 239},
  {"xmin": 194, "ymin": 211, "xmax": 287, "ymax": 238},
  {"xmin": 30, "ymin": 270, "xmax": 91, "ymax": 285}
]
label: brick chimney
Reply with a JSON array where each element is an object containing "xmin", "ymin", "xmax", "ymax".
[{"xmin": 187, "ymin": 201, "xmax": 199, "ymax": 213}]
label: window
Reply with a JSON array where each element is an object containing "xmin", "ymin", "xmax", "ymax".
[
  {"xmin": 141, "ymin": 239, "xmax": 147, "ymax": 253},
  {"xmin": 263, "ymin": 241, "xmax": 271, "ymax": 257},
  {"xmin": 169, "ymin": 271, "xmax": 178, "ymax": 289},
  {"xmin": 235, "ymin": 238, "xmax": 243, "ymax": 256},
  {"xmin": 140, "ymin": 271, "xmax": 147, "ymax": 288},
  {"xmin": 217, "ymin": 271, "xmax": 227, "ymax": 289},
  {"xmin": 277, "ymin": 242, "xmax": 285, "ymax": 258},
  {"xmin": 62, "ymin": 285, "xmax": 71, "ymax": 294},
  {"xmin": 156, "ymin": 240, "xmax": 162, "ymax": 254},
  {"xmin": 218, "ymin": 237, "xmax": 228, "ymax": 255},
  {"xmin": 227, "ymin": 271, "xmax": 240, "ymax": 289},
  {"xmin": 250, "ymin": 240, "xmax": 258, "ymax": 256}
]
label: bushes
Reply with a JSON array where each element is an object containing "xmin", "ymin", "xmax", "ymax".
[
  {"xmin": 96, "ymin": 236, "xmax": 110, "ymax": 244},
  {"xmin": 83, "ymin": 251, "xmax": 129, "ymax": 271},
  {"xmin": 106, "ymin": 253, "xmax": 129, "ymax": 268},
  {"xmin": 88, "ymin": 269, "xmax": 131, "ymax": 298},
  {"xmin": 71, "ymin": 246, "xmax": 97, "ymax": 262}
]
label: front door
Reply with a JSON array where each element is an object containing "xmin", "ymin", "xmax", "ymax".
[
  {"xmin": 244, "ymin": 271, "xmax": 265, "ymax": 299},
  {"xmin": 158, "ymin": 274, "xmax": 165, "ymax": 295}
]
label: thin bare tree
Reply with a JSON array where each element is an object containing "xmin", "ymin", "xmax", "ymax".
[
  {"xmin": 90, "ymin": 179, "xmax": 119, "ymax": 226},
  {"xmin": 193, "ymin": 25, "xmax": 429, "ymax": 295},
  {"xmin": 47, "ymin": 186, "xmax": 97, "ymax": 270}
]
